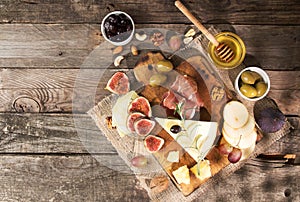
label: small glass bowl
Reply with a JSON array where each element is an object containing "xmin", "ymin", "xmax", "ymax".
[
  {"xmin": 235, "ymin": 66, "xmax": 271, "ymax": 102},
  {"xmin": 208, "ymin": 32, "xmax": 246, "ymax": 69},
  {"xmin": 101, "ymin": 11, "xmax": 135, "ymax": 46}
]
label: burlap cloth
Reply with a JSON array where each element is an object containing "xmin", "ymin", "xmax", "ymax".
[{"xmin": 88, "ymin": 27, "xmax": 292, "ymax": 202}]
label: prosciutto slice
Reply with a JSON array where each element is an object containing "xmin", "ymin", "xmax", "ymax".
[
  {"xmin": 171, "ymin": 74, "xmax": 204, "ymax": 107},
  {"xmin": 162, "ymin": 74, "xmax": 204, "ymax": 119},
  {"xmin": 171, "ymin": 74, "xmax": 197, "ymax": 97},
  {"xmin": 162, "ymin": 90, "xmax": 178, "ymax": 110}
]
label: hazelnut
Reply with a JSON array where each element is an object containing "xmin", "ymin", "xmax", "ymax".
[{"xmin": 131, "ymin": 45, "xmax": 139, "ymax": 56}]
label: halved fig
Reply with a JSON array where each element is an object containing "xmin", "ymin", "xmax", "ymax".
[
  {"xmin": 144, "ymin": 135, "xmax": 164, "ymax": 153},
  {"xmin": 106, "ymin": 72, "xmax": 130, "ymax": 95},
  {"xmin": 126, "ymin": 112, "xmax": 145, "ymax": 132},
  {"xmin": 134, "ymin": 118, "xmax": 155, "ymax": 136},
  {"xmin": 128, "ymin": 97, "xmax": 152, "ymax": 117}
]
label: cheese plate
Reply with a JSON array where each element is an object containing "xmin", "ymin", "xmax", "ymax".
[
  {"xmin": 84, "ymin": 27, "xmax": 291, "ymax": 201},
  {"xmin": 101, "ymin": 48, "xmax": 230, "ymax": 196}
]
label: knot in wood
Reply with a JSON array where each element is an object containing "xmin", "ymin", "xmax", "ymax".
[{"xmin": 13, "ymin": 96, "xmax": 41, "ymax": 112}]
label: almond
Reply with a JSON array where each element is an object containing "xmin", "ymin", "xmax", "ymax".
[{"xmin": 112, "ymin": 46, "xmax": 123, "ymax": 55}]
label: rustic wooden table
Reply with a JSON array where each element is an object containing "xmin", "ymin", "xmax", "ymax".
[{"xmin": 0, "ymin": 0, "xmax": 299, "ymax": 201}]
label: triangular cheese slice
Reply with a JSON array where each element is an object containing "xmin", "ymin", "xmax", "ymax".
[{"xmin": 155, "ymin": 118, "xmax": 218, "ymax": 161}]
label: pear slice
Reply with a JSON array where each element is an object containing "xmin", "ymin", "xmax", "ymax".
[
  {"xmin": 240, "ymin": 142, "xmax": 256, "ymax": 161},
  {"xmin": 223, "ymin": 101, "xmax": 249, "ymax": 128},
  {"xmin": 223, "ymin": 115, "xmax": 255, "ymax": 139},
  {"xmin": 196, "ymin": 135, "xmax": 208, "ymax": 150},
  {"xmin": 222, "ymin": 128, "xmax": 257, "ymax": 149}
]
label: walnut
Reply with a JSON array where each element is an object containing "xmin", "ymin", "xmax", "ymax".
[
  {"xmin": 149, "ymin": 176, "xmax": 169, "ymax": 194},
  {"xmin": 150, "ymin": 30, "xmax": 164, "ymax": 46}
]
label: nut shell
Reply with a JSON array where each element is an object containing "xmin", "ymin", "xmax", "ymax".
[
  {"xmin": 150, "ymin": 30, "xmax": 164, "ymax": 46},
  {"xmin": 150, "ymin": 176, "xmax": 169, "ymax": 194}
]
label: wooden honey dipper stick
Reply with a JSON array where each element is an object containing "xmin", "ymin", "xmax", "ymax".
[{"xmin": 175, "ymin": 0, "xmax": 235, "ymax": 62}]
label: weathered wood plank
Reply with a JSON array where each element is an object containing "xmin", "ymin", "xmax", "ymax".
[
  {"xmin": 0, "ymin": 113, "xmax": 299, "ymax": 155},
  {"xmin": 0, "ymin": 68, "xmax": 298, "ymax": 114},
  {"xmin": 0, "ymin": 24, "xmax": 299, "ymax": 70},
  {"xmin": 0, "ymin": 24, "xmax": 103, "ymax": 68},
  {"xmin": 0, "ymin": 154, "xmax": 298, "ymax": 201},
  {"xmin": 0, "ymin": 0, "xmax": 299, "ymax": 25},
  {"xmin": 0, "ymin": 113, "xmax": 117, "ymax": 154},
  {"xmin": 0, "ymin": 155, "xmax": 149, "ymax": 201},
  {"xmin": 220, "ymin": 160, "xmax": 300, "ymax": 202}
]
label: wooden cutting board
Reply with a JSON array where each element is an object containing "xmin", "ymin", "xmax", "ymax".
[{"xmin": 134, "ymin": 52, "xmax": 230, "ymax": 196}]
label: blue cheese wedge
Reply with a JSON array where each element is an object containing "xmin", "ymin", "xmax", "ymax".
[
  {"xmin": 172, "ymin": 165, "xmax": 190, "ymax": 185},
  {"xmin": 190, "ymin": 160, "xmax": 211, "ymax": 181},
  {"xmin": 155, "ymin": 118, "xmax": 218, "ymax": 161}
]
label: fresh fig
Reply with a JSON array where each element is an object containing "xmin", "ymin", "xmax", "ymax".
[
  {"xmin": 128, "ymin": 97, "xmax": 152, "ymax": 117},
  {"xmin": 144, "ymin": 135, "xmax": 164, "ymax": 153},
  {"xmin": 106, "ymin": 72, "xmax": 129, "ymax": 95},
  {"xmin": 166, "ymin": 31, "xmax": 182, "ymax": 51},
  {"xmin": 255, "ymin": 107, "xmax": 285, "ymax": 133},
  {"xmin": 126, "ymin": 112, "xmax": 145, "ymax": 132},
  {"xmin": 134, "ymin": 118, "xmax": 155, "ymax": 136},
  {"xmin": 168, "ymin": 35, "xmax": 182, "ymax": 51}
]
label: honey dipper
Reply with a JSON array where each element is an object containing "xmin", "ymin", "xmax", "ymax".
[{"xmin": 175, "ymin": 0, "xmax": 235, "ymax": 62}]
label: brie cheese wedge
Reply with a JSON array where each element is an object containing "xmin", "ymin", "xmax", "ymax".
[
  {"xmin": 155, "ymin": 118, "xmax": 218, "ymax": 161},
  {"xmin": 112, "ymin": 91, "xmax": 139, "ymax": 137}
]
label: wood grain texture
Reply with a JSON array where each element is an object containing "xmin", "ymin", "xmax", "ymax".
[
  {"xmin": 0, "ymin": 24, "xmax": 299, "ymax": 70},
  {"xmin": 0, "ymin": 155, "xmax": 149, "ymax": 202},
  {"xmin": 0, "ymin": 113, "xmax": 117, "ymax": 154},
  {"xmin": 0, "ymin": 24, "xmax": 103, "ymax": 68},
  {"xmin": 0, "ymin": 0, "xmax": 299, "ymax": 25},
  {"xmin": 0, "ymin": 113, "xmax": 298, "ymax": 155},
  {"xmin": 0, "ymin": 154, "xmax": 298, "ymax": 201},
  {"xmin": 212, "ymin": 159, "xmax": 300, "ymax": 202},
  {"xmin": 0, "ymin": 69, "xmax": 298, "ymax": 114},
  {"xmin": 0, "ymin": 0, "xmax": 299, "ymax": 201}
]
